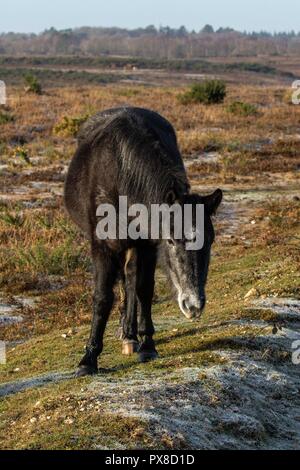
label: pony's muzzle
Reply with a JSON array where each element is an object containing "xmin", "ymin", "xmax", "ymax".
[{"xmin": 180, "ymin": 294, "xmax": 206, "ymax": 320}]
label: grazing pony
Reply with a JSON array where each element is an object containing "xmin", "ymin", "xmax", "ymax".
[{"xmin": 64, "ymin": 107, "xmax": 222, "ymax": 376}]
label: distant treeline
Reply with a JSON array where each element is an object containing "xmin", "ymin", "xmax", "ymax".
[{"xmin": 1, "ymin": 25, "xmax": 300, "ymax": 58}]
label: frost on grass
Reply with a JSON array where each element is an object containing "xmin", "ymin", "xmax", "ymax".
[
  {"xmin": 0, "ymin": 371, "xmax": 74, "ymax": 397},
  {"xmin": 86, "ymin": 303, "xmax": 300, "ymax": 450},
  {"xmin": 1, "ymin": 299, "xmax": 300, "ymax": 449},
  {"xmin": 88, "ymin": 348, "xmax": 300, "ymax": 450}
]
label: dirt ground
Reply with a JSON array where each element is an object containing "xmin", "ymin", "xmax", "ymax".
[{"xmin": 0, "ymin": 67, "xmax": 300, "ymax": 449}]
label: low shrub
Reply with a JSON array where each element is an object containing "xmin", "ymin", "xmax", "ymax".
[
  {"xmin": 23, "ymin": 73, "xmax": 42, "ymax": 94},
  {"xmin": 179, "ymin": 79, "xmax": 226, "ymax": 105},
  {"xmin": 226, "ymin": 101, "xmax": 258, "ymax": 117}
]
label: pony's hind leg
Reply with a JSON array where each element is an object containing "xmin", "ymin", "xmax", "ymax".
[
  {"xmin": 115, "ymin": 280, "xmax": 126, "ymax": 340},
  {"xmin": 121, "ymin": 249, "xmax": 139, "ymax": 355}
]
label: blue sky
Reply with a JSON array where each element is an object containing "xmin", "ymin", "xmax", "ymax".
[{"xmin": 1, "ymin": 0, "xmax": 300, "ymax": 34}]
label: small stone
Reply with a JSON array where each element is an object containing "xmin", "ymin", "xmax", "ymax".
[
  {"xmin": 64, "ymin": 418, "xmax": 74, "ymax": 425},
  {"xmin": 244, "ymin": 288, "xmax": 258, "ymax": 300},
  {"xmin": 30, "ymin": 417, "xmax": 37, "ymax": 424},
  {"xmin": 61, "ymin": 334, "xmax": 67, "ymax": 339},
  {"xmin": 13, "ymin": 368, "xmax": 20, "ymax": 372}
]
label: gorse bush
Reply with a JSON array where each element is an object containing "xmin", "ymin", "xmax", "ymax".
[
  {"xmin": 226, "ymin": 101, "xmax": 258, "ymax": 117},
  {"xmin": 179, "ymin": 80, "xmax": 227, "ymax": 105},
  {"xmin": 23, "ymin": 73, "xmax": 42, "ymax": 94},
  {"xmin": 53, "ymin": 113, "xmax": 90, "ymax": 137}
]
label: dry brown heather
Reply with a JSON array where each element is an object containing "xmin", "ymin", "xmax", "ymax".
[{"xmin": 0, "ymin": 82, "xmax": 300, "ymax": 449}]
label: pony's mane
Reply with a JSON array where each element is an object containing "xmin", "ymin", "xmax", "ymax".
[{"xmin": 79, "ymin": 107, "xmax": 190, "ymax": 205}]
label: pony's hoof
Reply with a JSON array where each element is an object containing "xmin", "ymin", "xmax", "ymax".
[
  {"xmin": 75, "ymin": 365, "xmax": 98, "ymax": 377},
  {"xmin": 138, "ymin": 350, "xmax": 158, "ymax": 363},
  {"xmin": 122, "ymin": 340, "xmax": 139, "ymax": 355}
]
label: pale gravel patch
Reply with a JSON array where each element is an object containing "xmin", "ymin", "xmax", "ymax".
[
  {"xmin": 184, "ymin": 152, "xmax": 220, "ymax": 168},
  {"xmin": 0, "ymin": 371, "xmax": 74, "ymax": 397},
  {"xmin": 0, "ymin": 315, "xmax": 23, "ymax": 326},
  {"xmin": 253, "ymin": 298, "xmax": 300, "ymax": 320},
  {"xmin": 0, "ymin": 295, "xmax": 38, "ymax": 325}
]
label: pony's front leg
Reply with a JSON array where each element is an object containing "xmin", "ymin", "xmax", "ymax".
[
  {"xmin": 137, "ymin": 245, "xmax": 158, "ymax": 362},
  {"xmin": 76, "ymin": 245, "xmax": 118, "ymax": 377}
]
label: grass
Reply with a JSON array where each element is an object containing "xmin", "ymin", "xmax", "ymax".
[
  {"xmin": 0, "ymin": 67, "xmax": 127, "ymax": 87},
  {"xmin": 226, "ymin": 101, "xmax": 258, "ymax": 117},
  {"xmin": 0, "ymin": 222, "xmax": 298, "ymax": 448},
  {"xmin": 0, "ymin": 231, "xmax": 297, "ymax": 448},
  {"xmin": 0, "ymin": 79, "xmax": 299, "ymax": 449},
  {"xmin": 0, "ymin": 380, "xmax": 152, "ymax": 449},
  {"xmin": 0, "ymin": 208, "xmax": 89, "ymax": 290},
  {"xmin": 0, "ymin": 109, "xmax": 14, "ymax": 124}
]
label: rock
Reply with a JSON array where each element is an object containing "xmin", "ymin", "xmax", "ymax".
[
  {"xmin": 64, "ymin": 418, "xmax": 74, "ymax": 425},
  {"xmin": 244, "ymin": 288, "xmax": 258, "ymax": 300}
]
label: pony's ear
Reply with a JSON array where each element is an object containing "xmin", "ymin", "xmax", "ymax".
[{"xmin": 203, "ymin": 189, "xmax": 223, "ymax": 215}]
